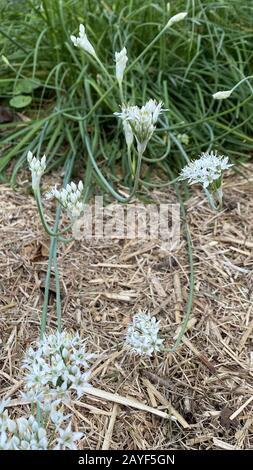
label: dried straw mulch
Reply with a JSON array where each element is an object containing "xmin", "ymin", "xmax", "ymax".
[{"xmin": 0, "ymin": 166, "xmax": 253, "ymax": 450}]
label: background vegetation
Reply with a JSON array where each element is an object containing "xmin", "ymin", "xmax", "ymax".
[{"xmin": 0, "ymin": 0, "xmax": 253, "ymax": 193}]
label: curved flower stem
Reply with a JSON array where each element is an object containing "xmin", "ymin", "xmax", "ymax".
[
  {"xmin": 58, "ymin": 236, "xmax": 75, "ymax": 243},
  {"xmin": 95, "ymin": 57, "xmax": 114, "ymax": 83},
  {"xmin": 81, "ymin": 22, "xmax": 176, "ymax": 122},
  {"xmin": 34, "ymin": 189, "xmax": 72, "ymax": 237},
  {"xmin": 231, "ymin": 75, "xmax": 253, "ymax": 94},
  {"xmin": 170, "ymin": 133, "xmax": 190, "ymax": 163},
  {"xmin": 84, "ymin": 130, "xmax": 143, "ymax": 202}
]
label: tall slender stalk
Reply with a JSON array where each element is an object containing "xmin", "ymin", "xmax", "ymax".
[{"xmin": 39, "ymin": 153, "xmax": 75, "ymax": 338}]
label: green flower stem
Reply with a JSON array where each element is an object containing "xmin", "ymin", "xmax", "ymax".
[
  {"xmin": 40, "ymin": 224, "xmax": 59, "ymax": 339},
  {"xmin": 216, "ymin": 187, "xmax": 223, "ymax": 209},
  {"xmin": 119, "ymin": 81, "xmax": 124, "ymax": 104},
  {"xmin": 58, "ymin": 236, "xmax": 75, "ymax": 243},
  {"xmin": 126, "ymin": 22, "xmax": 172, "ymax": 74},
  {"xmin": 163, "ymin": 144, "xmax": 194, "ymax": 352},
  {"xmin": 39, "ymin": 153, "xmax": 75, "ymax": 339},
  {"xmin": 170, "ymin": 133, "xmax": 190, "ymax": 164},
  {"xmin": 82, "ymin": 21, "xmax": 175, "ymax": 122},
  {"xmin": 84, "ymin": 130, "xmax": 143, "ymax": 202},
  {"xmin": 204, "ymin": 187, "xmax": 219, "ymax": 210},
  {"xmin": 231, "ymin": 75, "xmax": 253, "ymax": 94},
  {"xmin": 37, "ymin": 151, "xmax": 76, "ymax": 425},
  {"xmin": 141, "ymin": 176, "xmax": 179, "ymax": 188},
  {"xmin": 53, "ymin": 250, "xmax": 61, "ymax": 332},
  {"xmin": 34, "ymin": 189, "xmax": 72, "ymax": 237},
  {"xmin": 127, "ymin": 145, "xmax": 134, "ymax": 178},
  {"xmin": 163, "ymin": 181, "xmax": 194, "ymax": 352},
  {"xmin": 95, "ymin": 56, "xmax": 114, "ymax": 83}
]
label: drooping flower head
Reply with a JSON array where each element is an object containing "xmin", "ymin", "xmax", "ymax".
[
  {"xmin": 125, "ymin": 311, "xmax": 164, "ymax": 356},
  {"xmin": 167, "ymin": 11, "xmax": 188, "ymax": 28},
  {"xmin": 27, "ymin": 151, "xmax": 46, "ymax": 191},
  {"xmin": 212, "ymin": 90, "xmax": 233, "ymax": 100},
  {"xmin": 115, "ymin": 47, "xmax": 128, "ymax": 85},
  {"xmin": 70, "ymin": 24, "xmax": 97, "ymax": 58},
  {"xmin": 22, "ymin": 331, "xmax": 93, "ymax": 404},
  {"xmin": 115, "ymin": 99, "xmax": 163, "ymax": 154},
  {"xmin": 179, "ymin": 151, "xmax": 233, "ymax": 189},
  {"xmin": 46, "ymin": 181, "xmax": 84, "ymax": 219}
]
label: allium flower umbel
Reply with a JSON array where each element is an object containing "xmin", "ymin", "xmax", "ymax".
[
  {"xmin": 0, "ymin": 399, "xmax": 83, "ymax": 450},
  {"xmin": 179, "ymin": 151, "xmax": 233, "ymax": 189},
  {"xmin": 0, "ymin": 401, "xmax": 48, "ymax": 450},
  {"xmin": 46, "ymin": 181, "xmax": 84, "ymax": 219},
  {"xmin": 115, "ymin": 99, "xmax": 163, "ymax": 154},
  {"xmin": 27, "ymin": 151, "xmax": 46, "ymax": 191},
  {"xmin": 179, "ymin": 151, "xmax": 233, "ymax": 210},
  {"xmin": 125, "ymin": 311, "xmax": 164, "ymax": 356},
  {"xmin": 23, "ymin": 331, "xmax": 93, "ymax": 404},
  {"xmin": 115, "ymin": 47, "xmax": 128, "ymax": 86},
  {"xmin": 70, "ymin": 24, "xmax": 97, "ymax": 58}
]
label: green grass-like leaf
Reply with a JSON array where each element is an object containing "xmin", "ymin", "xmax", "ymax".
[{"xmin": 0, "ymin": 0, "xmax": 252, "ymax": 191}]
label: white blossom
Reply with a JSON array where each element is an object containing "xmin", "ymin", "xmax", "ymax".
[
  {"xmin": 115, "ymin": 47, "xmax": 128, "ymax": 85},
  {"xmin": 212, "ymin": 89, "xmax": 233, "ymax": 100},
  {"xmin": 46, "ymin": 180, "xmax": 84, "ymax": 219},
  {"xmin": 70, "ymin": 24, "xmax": 97, "ymax": 58},
  {"xmin": 115, "ymin": 99, "xmax": 163, "ymax": 154},
  {"xmin": 27, "ymin": 151, "xmax": 46, "ymax": 190},
  {"xmin": 22, "ymin": 331, "xmax": 93, "ymax": 405},
  {"xmin": 125, "ymin": 311, "xmax": 164, "ymax": 356},
  {"xmin": 0, "ymin": 399, "xmax": 83, "ymax": 450},
  {"xmin": 122, "ymin": 119, "xmax": 134, "ymax": 149},
  {"xmin": 179, "ymin": 150, "xmax": 233, "ymax": 189},
  {"xmin": 0, "ymin": 404, "xmax": 48, "ymax": 450},
  {"xmin": 167, "ymin": 12, "xmax": 188, "ymax": 28},
  {"xmin": 54, "ymin": 422, "xmax": 83, "ymax": 450}
]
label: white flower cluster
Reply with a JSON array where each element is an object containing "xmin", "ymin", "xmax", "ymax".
[
  {"xmin": 0, "ymin": 400, "xmax": 47, "ymax": 450},
  {"xmin": 27, "ymin": 151, "xmax": 46, "ymax": 190},
  {"xmin": 115, "ymin": 99, "xmax": 163, "ymax": 154},
  {"xmin": 115, "ymin": 47, "xmax": 128, "ymax": 85},
  {"xmin": 23, "ymin": 331, "xmax": 93, "ymax": 404},
  {"xmin": 0, "ymin": 399, "xmax": 83, "ymax": 450},
  {"xmin": 125, "ymin": 311, "xmax": 164, "ymax": 356},
  {"xmin": 179, "ymin": 151, "xmax": 233, "ymax": 189},
  {"xmin": 46, "ymin": 181, "xmax": 84, "ymax": 219},
  {"xmin": 70, "ymin": 24, "xmax": 97, "ymax": 58}
]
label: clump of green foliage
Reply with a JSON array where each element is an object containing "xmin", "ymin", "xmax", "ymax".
[{"xmin": 0, "ymin": 0, "xmax": 253, "ymax": 193}]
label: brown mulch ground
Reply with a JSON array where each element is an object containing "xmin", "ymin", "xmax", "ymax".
[{"xmin": 0, "ymin": 166, "xmax": 253, "ymax": 450}]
